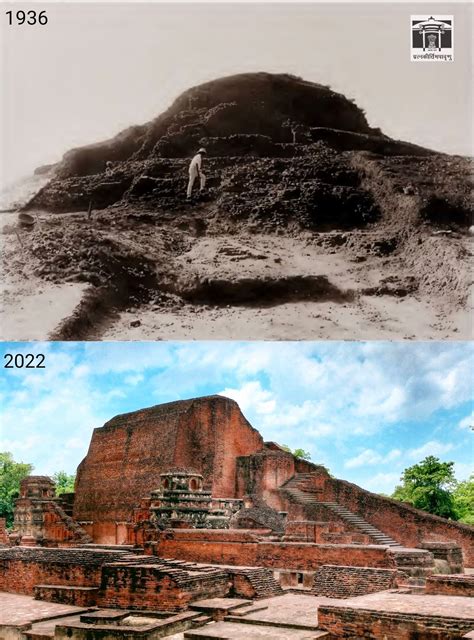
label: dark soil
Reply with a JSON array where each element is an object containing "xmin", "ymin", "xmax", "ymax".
[{"xmin": 6, "ymin": 72, "xmax": 471, "ymax": 339}]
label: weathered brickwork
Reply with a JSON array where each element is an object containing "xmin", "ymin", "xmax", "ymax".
[
  {"xmin": 33, "ymin": 584, "xmax": 99, "ymax": 606},
  {"xmin": 153, "ymin": 529, "xmax": 395, "ymax": 570},
  {"xmin": 13, "ymin": 477, "xmax": 91, "ymax": 546},
  {"xmin": 311, "ymin": 565, "xmax": 397, "ymax": 598},
  {"xmin": 284, "ymin": 520, "xmax": 371, "ymax": 545},
  {"xmin": 74, "ymin": 396, "xmax": 264, "ymax": 542},
  {"xmin": 98, "ymin": 562, "xmax": 229, "ymax": 611},
  {"xmin": 318, "ymin": 606, "xmax": 474, "ymax": 639},
  {"xmin": 0, "ymin": 547, "xmax": 129, "ymax": 594},
  {"xmin": 324, "ymin": 473, "xmax": 474, "ymax": 566},
  {"xmin": 227, "ymin": 566, "xmax": 283, "ymax": 598},
  {"xmin": 0, "ymin": 518, "xmax": 8, "ymax": 546},
  {"xmin": 420, "ymin": 542, "xmax": 464, "ymax": 573},
  {"xmin": 426, "ymin": 574, "xmax": 474, "ymax": 597}
]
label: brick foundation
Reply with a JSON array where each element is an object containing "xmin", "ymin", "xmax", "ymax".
[
  {"xmin": 152, "ymin": 529, "xmax": 395, "ymax": 571},
  {"xmin": 318, "ymin": 605, "xmax": 474, "ymax": 639},
  {"xmin": 98, "ymin": 561, "xmax": 229, "ymax": 611},
  {"xmin": 33, "ymin": 584, "xmax": 99, "ymax": 606},
  {"xmin": 0, "ymin": 547, "xmax": 129, "ymax": 595},
  {"xmin": 426, "ymin": 574, "xmax": 474, "ymax": 597},
  {"xmin": 311, "ymin": 565, "xmax": 397, "ymax": 598}
]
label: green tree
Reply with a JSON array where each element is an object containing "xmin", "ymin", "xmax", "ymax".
[
  {"xmin": 281, "ymin": 445, "xmax": 312, "ymax": 461},
  {"xmin": 53, "ymin": 471, "xmax": 76, "ymax": 495},
  {"xmin": 453, "ymin": 475, "xmax": 474, "ymax": 525},
  {"xmin": 0, "ymin": 452, "xmax": 33, "ymax": 527},
  {"xmin": 391, "ymin": 456, "xmax": 458, "ymax": 519}
]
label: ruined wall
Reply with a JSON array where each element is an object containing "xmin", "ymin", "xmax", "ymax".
[
  {"xmin": 0, "ymin": 547, "xmax": 128, "ymax": 595},
  {"xmin": 33, "ymin": 584, "xmax": 98, "ymax": 607},
  {"xmin": 311, "ymin": 565, "xmax": 397, "ymax": 598},
  {"xmin": 426, "ymin": 574, "xmax": 474, "ymax": 597},
  {"xmin": 0, "ymin": 519, "xmax": 9, "ymax": 546},
  {"xmin": 74, "ymin": 396, "xmax": 264, "ymax": 542},
  {"xmin": 152, "ymin": 529, "xmax": 394, "ymax": 571},
  {"xmin": 98, "ymin": 564, "xmax": 229, "ymax": 611},
  {"xmin": 236, "ymin": 449, "xmax": 315, "ymax": 509},
  {"xmin": 318, "ymin": 606, "xmax": 474, "ymax": 640},
  {"xmin": 289, "ymin": 466, "xmax": 474, "ymax": 565},
  {"xmin": 325, "ymin": 475, "xmax": 474, "ymax": 566}
]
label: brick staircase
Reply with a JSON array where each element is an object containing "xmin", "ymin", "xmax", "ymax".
[
  {"xmin": 320, "ymin": 502, "xmax": 401, "ymax": 547},
  {"xmin": 50, "ymin": 502, "xmax": 93, "ymax": 544},
  {"xmin": 281, "ymin": 474, "xmax": 401, "ymax": 547}
]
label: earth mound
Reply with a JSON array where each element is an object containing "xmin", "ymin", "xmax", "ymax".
[
  {"xmin": 3, "ymin": 72, "xmax": 471, "ymax": 340},
  {"xmin": 26, "ymin": 72, "xmax": 452, "ymax": 230}
]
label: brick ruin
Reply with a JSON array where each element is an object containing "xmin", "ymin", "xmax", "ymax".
[{"xmin": 2, "ymin": 395, "xmax": 473, "ymax": 639}]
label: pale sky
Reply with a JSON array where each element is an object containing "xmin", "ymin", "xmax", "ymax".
[{"xmin": 1, "ymin": 2, "xmax": 472, "ymax": 186}]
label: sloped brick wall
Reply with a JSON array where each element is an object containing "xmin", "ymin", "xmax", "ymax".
[
  {"xmin": 311, "ymin": 565, "xmax": 397, "ymax": 598},
  {"xmin": 325, "ymin": 476, "xmax": 474, "ymax": 566}
]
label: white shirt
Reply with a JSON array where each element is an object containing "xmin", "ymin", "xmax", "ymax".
[{"xmin": 189, "ymin": 153, "xmax": 202, "ymax": 175}]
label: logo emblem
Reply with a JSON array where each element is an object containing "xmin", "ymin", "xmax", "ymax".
[{"xmin": 411, "ymin": 15, "xmax": 454, "ymax": 61}]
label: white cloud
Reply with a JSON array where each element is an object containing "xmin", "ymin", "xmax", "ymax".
[
  {"xmin": 459, "ymin": 412, "xmax": 473, "ymax": 431},
  {"xmin": 124, "ymin": 374, "xmax": 144, "ymax": 386},
  {"xmin": 0, "ymin": 341, "xmax": 471, "ymax": 483},
  {"xmin": 364, "ymin": 472, "xmax": 401, "ymax": 494},
  {"xmin": 219, "ymin": 381, "xmax": 276, "ymax": 416},
  {"xmin": 345, "ymin": 448, "xmax": 401, "ymax": 468},
  {"xmin": 407, "ymin": 440, "xmax": 454, "ymax": 460}
]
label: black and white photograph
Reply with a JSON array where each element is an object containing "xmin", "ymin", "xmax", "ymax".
[{"xmin": 1, "ymin": 2, "xmax": 472, "ymax": 340}]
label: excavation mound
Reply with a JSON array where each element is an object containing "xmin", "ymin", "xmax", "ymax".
[
  {"xmin": 3, "ymin": 72, "xmax": 470, "ymax": 340},
  {"xmin": 26, "ymin": 71, "xmax": 469, "ymax": 231}
]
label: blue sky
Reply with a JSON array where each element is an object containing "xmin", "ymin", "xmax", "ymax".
[{"xmin": 0, "ymin": 341, "xmax": 472, "ymax": 495}]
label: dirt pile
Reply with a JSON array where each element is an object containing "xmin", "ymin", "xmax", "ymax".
[
  {"xmin": 4, "ymin": 72, "xmax": 471, "ymax": 340},
  {"xmin": 27, "ymin": 72, "xmax": 468, "ymax": 230}
]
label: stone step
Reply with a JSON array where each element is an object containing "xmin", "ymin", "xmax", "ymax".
[
  {"xmin": 25, "ymin": 632, "xmax": 54, "ymax": 640},
  {"xmin": 191, "ymin": 615, "xmax": 214, "ymax": 627},
  {"xmin": 230, "ymin": 604, "xmax": 269, "ymax": 617},
  {"xmin": 224, "ymin": 615, "xmax": 321, "ymax": 632}
]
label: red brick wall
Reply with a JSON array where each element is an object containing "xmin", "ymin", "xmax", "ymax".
[
  {"xmin": 33, "ymin": 584, "xmax": 98, "ymax": 606},
  {"xmin": 325, "ymin": 475, "xmax": 474, "ymax": 566},
  {"xmin": 0, "ymin": 548, "xmax": 127, "ymax": 595},
  {"xmin": 98, "ymin": 564, "xmax": 229, "ymax": 611},
  {"xmin": 231, "ymin": 574, "xmax": 256, "ymax": 598},
  {"xmin": 155, "ymin": 530, "xmax": 394, "ymax": 571},
  {"xmin": 0, "ymin": 518, "xmax": 8, "ymax": 545},
  {"xmin": 318, "ymin": 606, "xmax": 474, "ymax": 639},
  {"xmin": 426, "ymin": 574, "xmax": 474, "ymax": 597},
  {"xmin": 74, "ymin": 396, "xmax": 264, "ymax": 541},
  {"xmin": 311, "ymin": 565, "xmax": 397, "ymax": 598},
  {"xmin": 0, "ymin": 558, "xmax": 101, "ymax": 594}
]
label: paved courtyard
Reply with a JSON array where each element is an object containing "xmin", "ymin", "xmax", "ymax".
[{"xmin": 0, "ymin": 592, "xmax": 88, "ymax": 626}]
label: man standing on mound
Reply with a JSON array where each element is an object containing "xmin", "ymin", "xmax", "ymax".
[{"xmin": 187, "ymin": 147, "xmax": 207, "ymax": 198}]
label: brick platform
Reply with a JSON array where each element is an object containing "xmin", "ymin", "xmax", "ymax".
[
  {"xmin": 426, "ymin": 574, "xmax": 474, "ymax": 597},
  {"xmin": 318, "ymin": 591, "xmax": 474, "ymax": 639}
]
